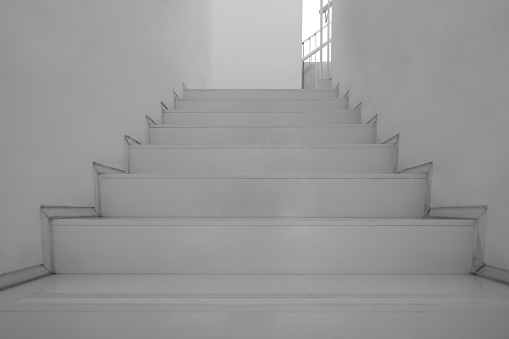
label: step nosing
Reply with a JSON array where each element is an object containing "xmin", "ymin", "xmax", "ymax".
[
  {"xmin": 151, "ymin": 124, "xmax": 373, "ymax": 128},
  {"xmin": 130, "ymin": 144, "xmax": 394, "ymax": 150},
  {"xmin": 163, "ymin": 110, "xmax": 358, "ymax": 113},
  {"xmin": 185, "ymin": 89, "xmax": 338, "ymax": 92},
  {"xmin": 177, "ymin": 98, "xmax": 346, "ymax": 102},
  {"xmin": 99, "ymin": 174, "xmax": 426, "ymax": 179},
  {"xmin": 51, "ymin": 218, "xmax": 476, "ymax": 226}
]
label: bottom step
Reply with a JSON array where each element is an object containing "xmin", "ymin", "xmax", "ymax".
[
  {"xmin": 1, "ymin": 274, "xmax": 509, "ymax": 339},
  {"xmin": 52, "ymin": 218, "xmax": 475, "ymax": 274}
]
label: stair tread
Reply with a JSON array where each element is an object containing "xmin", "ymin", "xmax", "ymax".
[
  {"xmin": 3, "ymin": 274, "xmax": 508, "ymax": 312},
  {"xmin": 151, "ymin": 123, "xmax": 371, "ymax": 128},
  {"xmin": 177, "ymin": 97, "xmax": 346, "ymax": 102},
  {"xmin": 165, "ymin": 109, "xmax": 357, "ymax": 113},
  {"xmin": 52, "ymin": 217, "xmax": 475, "ymax": 226},
  {"xmin": 185, "ymin": 88, "xmax": 338, "ymax": 92},
  {"xmin": 130, "ymin": 144, "xmax": 393, "ymax": 149},
  {"xmin": 100, "ymin": 173, "xmax": 425, "ymax": 179}
]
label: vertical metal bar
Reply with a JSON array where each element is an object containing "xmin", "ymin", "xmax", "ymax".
[
  {"xmin": 320, "ymin": 0, "xmax": 324, "ymax": 80},
  {"xmin": 301, "ymin": 61, "xmax": 304, "ymax": 89},
  {"xmin": 315, "ymin": 34, "xmax": 318, "ymax": 88},
  {"xmin": 327, "ymin": 0, "xmax": 332, "ymax": 78},
  {"xmin": 308, "ymin": 38, "xmax": 312, "ymax": 89},
  {"xmin": 308, "ymin": 61, "xmax": 311, "ymax": 89},
  {"xmin": 313, "ymin": 51, "xmax": 315, "ymax": 89}
]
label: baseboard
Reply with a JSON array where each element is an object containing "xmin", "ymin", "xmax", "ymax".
[
  {"xmin": 124, "ymin": 135, "xmax": 142, "ymax": 174},
  {"xmin": 381, "ymin": 134, "xmax": 399, "ymax": 173},
  {"xmin": 40, "ymin": 206, "xmax": 99, "ymax": 273},
  {"xmin": 0, "ymin": 265, "xmax": 52, "ymax": 292},
  {"xmin": 93, "ymin": 163, "xmax": 125, "ymax": 215},
  {"xmin": 146, "ymin": 115, "xmax": 157, "ymax": 144},
  {"xmin": 428, "ymin": 206, "xmax": 488, "ymax": 272},
  {"xmin": 400, "ymin": 162, "xmax": 433, "ymax": 216},
  {"xmin": 476, "ymin": 265, "xmax": 509, "ymax": 286}
]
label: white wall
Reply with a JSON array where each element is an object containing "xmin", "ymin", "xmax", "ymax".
[
  {"xmin": 332, "ymin": 0, "xmax": 509, "ymax": 270},
  {"xmin": 302, "ymin": 0, "xmax": 322, "ymax": 40},
  {"xmin": 210, "ymin": 0, "xmax": 302, "ymax": 89},
  {"xmin": 0, "ymin": 0, "xmax": 212, "ymax": 275}
]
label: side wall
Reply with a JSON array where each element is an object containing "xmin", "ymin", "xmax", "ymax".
[
  {"xmin": 0, "ymin": 0, "xmax": 212, "ymax": 275},
  {"xmin": 332, "ymin": 0, "xmax": 509, "ymax": 270},
  {"xmin": 210, "ymin": 0, "xmax": 302, "ymax": 89}
]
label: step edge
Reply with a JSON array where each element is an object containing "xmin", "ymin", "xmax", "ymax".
[
  {"xmin": 51, "ymin": 218, "xmax": 476, "ymax": 226},
  {"xmin": 99, "ymin": 173, "xmax": 427, "ymax": 180},
  {"xmin": 150, "ymin": 124, "xmax": 373, "ymax": 128},
  {"xmin": 163, "ymin": 110, "xmax": 359, "ymax": 114},
  {"xmin": 129, "ymin": 144, "xmax": 395, "ymax": 150},
  {"xmin": 184, "ymin": 88, "xmax": 339, "ymax": 92},
  {"xmin": 176, "ymin": 98, "xmax": 347, "ymax": 102}
]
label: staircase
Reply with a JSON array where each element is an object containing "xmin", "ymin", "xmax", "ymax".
[{"xmin": 1, "ymin": 87, "xmax": 509, "ymax": 338}]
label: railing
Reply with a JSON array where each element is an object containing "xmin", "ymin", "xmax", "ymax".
[{"xmin": 302, "ymin": 0, "xmax": 332, "ymax": 89}]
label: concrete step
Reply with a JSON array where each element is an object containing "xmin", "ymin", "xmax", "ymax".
[
  {"xmin": 52, "ymin": 218, "xmax": 474, "ymax": 274},
  {"xmin": 182, "ymin": 88, "xmax": 339, "ymax": 99},
  {"xmin": 97, "ymin": 174, "xmax": 426, "ymax": 218},
  {"xmin": 162, "ymin": 110, "xmax": 360, "ymax": 124},
  {"xmin": 127, "ymin": 144, "xmax": 396, "ymax": 175},
  {"xmin": 2, "ymin": 274, "xmax": 508, "ymax": 339},
  {"xmin": 175, "ymin": 98, "xmax": 348, "ymax": 110},
  {"xmin": 149, "ymin": 124, "xmax": 375, "ymax": 145},
  {"xmin": 3, "ymin": 274, "xmax": 509, "ymax": 339}
]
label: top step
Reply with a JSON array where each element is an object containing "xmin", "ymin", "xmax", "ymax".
[
  {"xmin": 182, "ymin": 88, "xmax": 340, "ymax": 99},
  {"xmin": 175, "ymin": 98, "xmax": 348, "ymax": 111}
]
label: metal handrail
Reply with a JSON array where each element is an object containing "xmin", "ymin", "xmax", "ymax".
[
  {"xmin": 302, "ymin": 39, "xmax": 331, "ymax": 61},
  {"xmin": 302, "ymin": 0, "xmax": 332, "ymax": 89},
  {"xmin": 302, "ymin": 22, "xmax": 330, "ymax": 45}
]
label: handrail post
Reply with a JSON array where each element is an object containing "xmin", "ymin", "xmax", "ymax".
[
  {"xmin": 327, "ymin": 0, "xmax": 332, "ymax": 79},
  {"xmin": 319, "ymin": 0, "xmax": 324, "ymax": 83}
]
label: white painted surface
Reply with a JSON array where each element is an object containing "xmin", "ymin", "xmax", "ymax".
[
  {"xmin": 175, "ymin": 98, "xmax": 348, "ymax": 110},
  {"xmin": 149, "ymin": 124, "xmax": 375, "ymax": 145},
  {"xmin": 0, "ymin": 0, "xmax": 212, "ymax": 275},
  {"xmin": 0, "ymin": 0, "xmax": 303, "ymax": 276},
  {"xmin": 332, "ymin": 0, "xmax": 509, "ymax": 270},
  {"xmin": 182, "ymin": 89, "xmax": 339, "ymax": 99},
  {"xmin": 1, "ymin": 274, "xmax": 509, "ymax": 338},
  {"xmin": 128, "ymin": 145, "xmax": 396, "ymax": 174},
  {"xmin": 98, "ymin": 174, "xmax": 426, "ymax": 217},
  {"xmin": 163, "ymin": 111, "xmax": 360, "ymax": 124},
  {"xmin": 52, "ymin": 218, "xmax": 474, "ymax": 274},
  {"xmin": 0, "ymin": 265, "xmax": 50, "ymax": 291},
  {"xmin": 210, "ymin": 0, "xmax": 302, "ymax": 89}
]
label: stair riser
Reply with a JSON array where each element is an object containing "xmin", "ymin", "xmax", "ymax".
[
  {"xmin": 149, "ymin": 126, "xmax": 375, "ymax": 145},
  {"xmin": 128, "ymin": 147, "xmax": 396, "ymax": 174},
  {"xmin": 53, "ymin": 224, "xmax": 474, "ymax": 274},
  {"xmin": 162, "ymin": 112, "xmax": 360, "ymax": 124},
  {"xmin": 99, "ymin": 177, "xmax": 426, "ymax": 217},
  {"xmin": 3, "ymin": 312, "xmax": 507, "ymax": 339},
  {"xmin": 175, "ymin": 99, "xmax": 348, "ymax": 110},
  {"xmin": 182, "ymin": 90, "xmax": 339, "ymax": 99}
]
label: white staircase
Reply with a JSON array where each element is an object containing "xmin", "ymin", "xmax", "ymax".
[{"xmin": 2, "ymin": 88, "xmax": 509, "ymax": 339}]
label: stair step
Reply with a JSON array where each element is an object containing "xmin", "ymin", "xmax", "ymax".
[
  {"xmin": 98, "ymin": 174, "xmax": 426, "ymax": 218},
  {"xmin": 128, "ymin": 144, "xmax": 396, "ymax": 174},
  {"xmin": 182, "ymin": 88, "xmax": 339, "ymax": 99},
  {"xmin": 3, "ymin": 274, "xmax": 508, "ymax": 339},
  {"xmin": 175, "ymin": 98, "xmax": 348, "ymax": 110},
  {"xmin": 149, "ymin": 124, "xmax": 375, "ymax": 145},
  {"xmin": 162, "ymin": 110, "xmax": 360, "ymax": 124},
  {"xmin": 52, "ymin": 218, "xmax": 474, "ymax": 274}
]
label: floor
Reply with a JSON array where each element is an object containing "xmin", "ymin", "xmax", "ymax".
[{"xmin": 1, "ymin": 274, "xmax": 509, "ymax": 338}]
